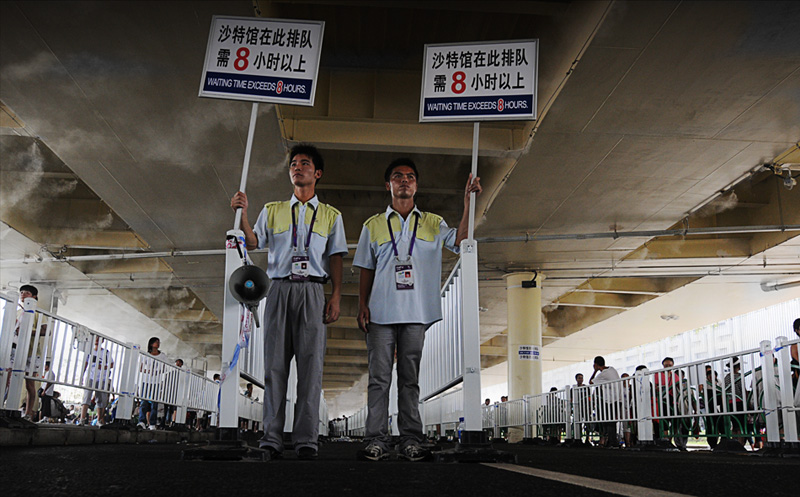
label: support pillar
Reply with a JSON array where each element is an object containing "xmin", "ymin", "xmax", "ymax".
[{"xmin": 505, "ymin": 272, "xmax": 544, "ymax": 442}]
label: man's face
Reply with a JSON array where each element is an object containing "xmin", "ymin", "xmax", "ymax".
[
  {"xmin": 19, "ymin": 289, "xmax": 35, "ymax": 302},
  {"xmin": 386, "ymin": 165, "xmax": 417, "ymax": 200},
  {"xmin": 289, "ymin": 153, "xmax": 322, "ymax": 188},
  {"xmin": 576, "ymin": 375, "xmax": 584, "ymax": 385},
  {"xmin": 662, "ymin": 359, "xmax": 674, "ymax": 368},
  {"xmin": 593, "ymin": 363, "xmax": 601, "ymax": 372},
  {"xmin": 484, "ymin": 399, "xmax": 490, "ymax": 405}
]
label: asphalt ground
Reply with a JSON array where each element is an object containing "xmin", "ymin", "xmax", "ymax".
[{"xmin": 0, "ymin": 440, "xmax": 796, "ymax": 497}]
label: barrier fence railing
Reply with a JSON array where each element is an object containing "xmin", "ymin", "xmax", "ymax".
[
  {"xmin": 0, "ymin": 291, "xmax": 265, "ymax": 428},
  {"xmin": 239, "ymin": 298, "xmax": 266, "ymax": 388},
  {"xmin": 420, "ymin": 258, "xmax": 464, "ymax": 401},
  {"xmin": 342, "ymin": 335, "xmax": 799, "ymax": 447}
]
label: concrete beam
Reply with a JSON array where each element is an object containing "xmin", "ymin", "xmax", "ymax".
[
  {"xmin": 327, "ymin": 317, "xmax": 359, "ymax": 330},
  {"xmin": 176, "ymin": 333, "xmax": 221, "ymax": 344},
  {"xmin": 326, "ymin": 339, "xmax": 367, "ymax": 351},
  {"xmin": 322, "ymin": 366, "xmax": 366, "ymax": 375},
  {"xmin": 480, "ymin": 345, "xmax": 507, "ymax": 356},
  {"xmin": 322, "ymin": 374, "xmax": 364, "ymax": 383},
  {"xmin": 626, "ymin": 237, "xmax": 751, "ymax": 260},
  {"xmin": 321, "ymin": 381, "xmax": 356, "ymax": 390},
  {"xmin": 151, "ymin": 309, "xmax": 219, "ymax": 323},
  {"xmin": 324, "ymin": 355, "xmax": 369, "ymax": 365}
]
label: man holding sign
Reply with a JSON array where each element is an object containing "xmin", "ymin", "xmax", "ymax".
[
  {"xmin": 353, "ymin": 158, "xmax": 481, "ymax": 461},
  {"xmin": 230, "ymin": 144, "xmax": 347, "ymax": 460}
]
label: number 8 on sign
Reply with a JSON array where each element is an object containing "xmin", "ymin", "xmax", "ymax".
[
  {"xmin": 451, "ymin": 71, "xmax": 466, "ymax": 94},
  {"xmin": 235, "ymin": 47, "xmax": 250, "ymax": 71}
]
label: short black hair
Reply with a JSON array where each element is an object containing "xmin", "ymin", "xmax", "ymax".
[
  {"xmin": 384, "ymin": 158, "xmax": 419, "ymax": 183},
  {"xmin": 662, "ymin": 357, "xmax": 674, "ymax": 365},
  {"xmin": 593, "ymin": 356, "xmax": 605, "ymax": 367},
  {"xmin": 794, "ymin": 318, "xmax": 800, "ymax": 332},
  {"xmin": 575, "ymin": 373, "xmax": 583, "ymax": 380},
  {"xmin": 635, "ymin": 365, "xmax": 647, "ymax": 371},
  {"xmin": 289, "ymin": 143, "xmax": 324, "ymax": 173},
  {"xmin": 20, "ymin": 284, "xmax": 38, "ymax": 297}
]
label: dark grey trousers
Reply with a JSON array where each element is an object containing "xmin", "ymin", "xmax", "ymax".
[
  {"xmin": 260, "ymin": 279, "xmax": 326, "ymax": 453},
  {"xmin": 365, "ymin": 322, "xmax": 427, "ymax": 449}
]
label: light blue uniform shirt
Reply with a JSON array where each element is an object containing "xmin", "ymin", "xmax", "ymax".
[
  {"xmin": 353, "ymin": 205, "xmax": 459, "ymax": 326},
  {"xmin": 252, "ymin": 194, "xmax": 348, "ymax": 279}
]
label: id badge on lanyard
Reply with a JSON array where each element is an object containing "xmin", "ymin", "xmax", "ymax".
[
  {"xmin": 395, "ymin": 264, "xmax": 414, "ymax": 290},
  {"xmin": 388, "ymin": 214, "xmax": 419, "ymax": 291},
  {"xmin": 290, "ymin": 205, "xmax": 317, "ymax": 281}
]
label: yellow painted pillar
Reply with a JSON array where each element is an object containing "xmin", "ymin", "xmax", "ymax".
[{"xmin": 505, "ymin": 272, "xmax": 544, "ymax": 442}]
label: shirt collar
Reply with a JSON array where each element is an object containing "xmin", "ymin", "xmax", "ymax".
[
  {"xmin": 385, "ymin": 204, "xmax": 421, "ymax": 221},
  {"xmin": 291, "ymin": 194, "xmax": 319, "ymax": 210}
]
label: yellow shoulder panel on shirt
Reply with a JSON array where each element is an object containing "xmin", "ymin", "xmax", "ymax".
[
  {"xmin": 418, "ymin": 212, "xmax": 443, "ymax": 242},
  {"xmin": 365, "ymin": 213, "xmax": 389, "ymax": 245},
  {"xmin": 265, "ymin": 201, "xmax": 291, "ymax": 234},
  {"xmin": 311, "ymin": 203, "xmax": 341, "ymax": 237}
]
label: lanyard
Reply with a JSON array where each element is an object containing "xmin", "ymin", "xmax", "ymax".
[
  {"xmin": 291, "ymin": 203, "xmax": 318, "ymax": 251},
  {"xmin": 387, "ymin": 212, "xmax": 419, "ymax": 260}
]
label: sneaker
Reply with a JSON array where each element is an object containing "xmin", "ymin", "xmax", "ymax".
[
  {"xmin": 148, "ymin": 425, "xmax": 157, "ymax": 431},
  {"xmin": 358, "ymin": 443, "xmax": 389, "ymax": 461},
  {"xmin": 297, "ymin": 447, "xmax": 318, "ymax": 460},
  {"xmin": 137, "ymin": 422, "xmax": 147, "ymax": 429},
  {"xmin": 398, "ymin": 444, "xmax": 429, "ymax": 462}
]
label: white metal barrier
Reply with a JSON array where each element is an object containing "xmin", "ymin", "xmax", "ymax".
[
  {"xmin": 239, "ymin": 299, "xmax": 266, "ymax": 387},
  {"xmin": 319, "ymin": 391, "xmax": 329, "ymax": 437},
  {"xmin": 0, "ymin": 290, "xmax": 238, "ymax": 427},
  {"xmin": 420, "ymin": 259, "xmax": 464, "ymax": 400},
  {"xmin": 346, "ymin": 406, "xmax": 367, "ymax": 437},
  {"xmin": 350, "ymin": 335, "xmax": 800, "ymax": 447}
]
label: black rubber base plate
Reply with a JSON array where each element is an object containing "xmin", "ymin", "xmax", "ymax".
[{"xmin": 181, "ymin": 440, "xmax": 269, "ymax": 461}]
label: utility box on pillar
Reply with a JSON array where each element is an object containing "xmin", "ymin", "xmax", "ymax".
[{"xmin": 505, "ymin": 271, "xmax": 544, "ymax": 442}]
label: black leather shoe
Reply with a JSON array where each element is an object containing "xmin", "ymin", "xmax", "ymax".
[{"xmin": 297, "ymin": 447, "xmax": 318, "ymax": 460}]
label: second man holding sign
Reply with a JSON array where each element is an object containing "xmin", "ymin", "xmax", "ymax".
[{"xmin": 354, "ymin": 158, "xmax": 481, "ymax": 461}]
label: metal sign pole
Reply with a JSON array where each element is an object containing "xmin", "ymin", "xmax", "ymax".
[
  {"xmin": 440, "ymin": 123, "xmax": 514, "ymax": 461},
  {"xmin": 467, "ymin": 122, "xmax": 479, "ymax": 240},
  {"xmin": 233, "ymin": 102, "xmax": 260, "ymax": 230},
  {"xmin": 218, "ymin": 101, "xmax": 258, "ymax": 436}
]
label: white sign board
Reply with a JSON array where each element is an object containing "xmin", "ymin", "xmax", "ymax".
[
  {"xmin": 518, "ymin": 345, "xmax": 541, "ymax": 361},
  {"xmin": 420, "ymin": 39, "xmax": 538, "ymax": 122},
  {"xmin": 199, "ymin": 16, "xmax": 324, "ymax": 106}
]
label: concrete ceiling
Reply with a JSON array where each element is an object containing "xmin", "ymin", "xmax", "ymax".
[{"xmin": 1, "ymin": 1, "xmax": 799, "ymax": 402}]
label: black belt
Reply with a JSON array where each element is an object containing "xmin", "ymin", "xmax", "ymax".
[{"xmin": 272, "ymin": 276, "xmax": 328, "ymax": 284}]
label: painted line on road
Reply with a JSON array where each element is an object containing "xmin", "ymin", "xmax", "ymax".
[{"xmin": 482, "ymin": 463, "xmax": 691, "ymax": 497}]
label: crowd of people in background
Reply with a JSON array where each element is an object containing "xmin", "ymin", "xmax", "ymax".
[
  {"xmin": 8, "ymin": 282, "xmax": 800, "ymax": 450},
  {"xmin": 552, "ymin": 323, "xmax": 800, "ymax": 451},
  {"xmin": 7, "ymin": 292, "xmax": 230, "ymax": 430}
]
